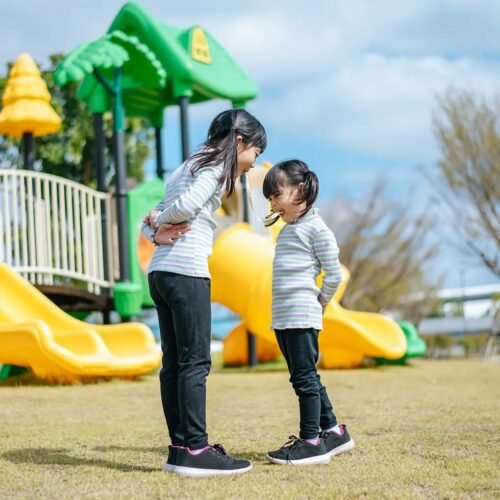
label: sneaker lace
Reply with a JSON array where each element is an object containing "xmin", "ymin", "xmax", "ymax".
[
  {"xmin": 210, "ymin": 443, "xmax": 232, "ymax": 461},
  {"xmin": 282, "ymin": 435, "xmax": 303, "ymax": 464}
]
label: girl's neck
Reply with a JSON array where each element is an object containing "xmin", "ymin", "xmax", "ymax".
[{"xmin": 290, "ymin": 206, "xmax": 317, "ymax": 224}]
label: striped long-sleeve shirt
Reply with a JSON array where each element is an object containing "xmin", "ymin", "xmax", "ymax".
[
  {"xmin": 272, "ymin": 208, "xmax": 342, "ymax": 330},
  {"xmin": 141, "ymin": 160, "xmax": 224, "ymax": 278}
]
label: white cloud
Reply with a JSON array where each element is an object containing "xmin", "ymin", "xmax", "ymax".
[
  {"xmin": 3, "ymin": 0, "xmax": 499, "ymax": 81},
  {"xmin": 253, "ymin": 55, "xmax": 500, "ymax": 161},
  {"xmin": 211, "ymin": 0, "xmax": 500, "ymax": 85},
  {"xmin": 2, "ymin": 1, "xmax": 500, "ymax": 165}
]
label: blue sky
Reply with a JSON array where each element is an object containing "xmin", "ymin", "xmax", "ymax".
[{"xmin": 1, "ymin": 0, "xmax": 499, "ymax": 287}]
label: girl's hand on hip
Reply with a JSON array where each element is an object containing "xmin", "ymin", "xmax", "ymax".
[
  {"xmin": 154, "ymin": 223, "xmax": 191, "ymax": 245},
  {"xmin": 144, "ymin": 210, "xmax": 160, "ymax": 229},
  {"xmin": 318, "ymin": 296, "xmax": 328, "ymax": 314}
]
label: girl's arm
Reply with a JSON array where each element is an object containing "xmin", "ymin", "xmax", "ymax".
[
  {"xmin": 155, "ymin": 167, "xmax": 221, "ymax": 225},
  {"xmin": 312, "ymin": 229, "xmax": 343, "ymax": 306}
]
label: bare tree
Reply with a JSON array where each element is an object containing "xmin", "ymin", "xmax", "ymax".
[
  {"xmin": 323, "ymin": 179, "xmax": 440, "ymax": 324},
  {"xmin": 431, "ymin": 89, "xmax": 500, "ymax": 276}
]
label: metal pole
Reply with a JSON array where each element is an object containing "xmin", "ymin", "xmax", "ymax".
[
  {"xmin": 243, "ymin": 171, "xmax": 257, "ymax": 366},
  {"xmin": 93, "ymin": 112, "xmax": 111, "ymax": 323},
  {"xmin": 232, "ymin": 102, "xmax": 258, "ymax": 367},
  {"xmin": 112, "ymin": 68, "xmax": 130, "ymax": 282},
  {"xmin": 23, "ymin": 132, "xmax": 35, "ymax": 170},
  {"xmin": 241, "ymin": 174, "xmax": 250, "ymax": 223},
  {"xmin": 155, "ymin": 126, "xmax": 165, "ymax": 180},
  {"xmin": 179, "ymin": 96, "xmax": 190, "ymax": 161},
  {"xmin": 247, "ymin": 328, "xmax": 258, "ymax": 367},
  {"xmin": 93, "ymin": 113, "xmax": 106, "ymax": 192}
]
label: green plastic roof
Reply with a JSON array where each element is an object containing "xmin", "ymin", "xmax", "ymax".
[
  {"xmin": 54, "ymin": 37, "xmax": 129, "ymax": 87},
  {"xmin": 77, "ymin": 2, "xmax": 258, "ymax": 125},
  {"xmin": 55, "ymin": 30, "xmax": 167, "ymax": 125},
  {"xmin": 55, "ymin": 31, "xmax": 166, "ymax": 89}
]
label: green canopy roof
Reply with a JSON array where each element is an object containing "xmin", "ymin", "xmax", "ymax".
[
  {"xmin": 77, "ymin": 2, "xmax": 258, "ymax": 126},
  {"xmin": 55, "ymin": 30, "xmax": 166, "ymax": 90}
]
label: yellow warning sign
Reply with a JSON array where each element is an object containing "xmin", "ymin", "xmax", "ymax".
[{"xmin": 191, "ymin": 27, "xmax": 212, "ymax": 64}]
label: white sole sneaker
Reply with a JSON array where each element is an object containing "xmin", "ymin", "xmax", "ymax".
[
  {"xmin": 163, "ymin": 462, "xmax": 176, "ymax": 472},
  {"xmin": 171, "ymin": 463, "xmax": 252, "ymax": 477},
  {"xmin": 328, "ymin": 439, "xmax": 355, "ymax": 457},
  {"xmin": 266, "ymin": 452, "xmax": 331, "ymax": 466}
]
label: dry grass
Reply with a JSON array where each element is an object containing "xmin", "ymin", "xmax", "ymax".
[{"xmin": 0, "ymin": 359, "xmax": 499, "ymax": 499}]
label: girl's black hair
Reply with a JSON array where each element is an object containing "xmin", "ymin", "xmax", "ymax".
[
  {"xmin": 189, "ymin": 109, "xmax": 267, "ymax": 196},
  {"xmin": 263, "ymin": 159, "xmax": 319, "ymax": 225}
]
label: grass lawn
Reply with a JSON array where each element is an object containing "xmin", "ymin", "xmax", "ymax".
[{"xmin": 0, "ymin": 359, "xmax": 499, "ymax": 499}]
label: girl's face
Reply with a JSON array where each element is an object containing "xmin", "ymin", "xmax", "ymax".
[
  {"xmin": 236, "ymin": 137, "xmax": 261, "ymax": 176},
  {"xmin": 268, "ymin": 184, "xmax": 306, "ymax": 223}
]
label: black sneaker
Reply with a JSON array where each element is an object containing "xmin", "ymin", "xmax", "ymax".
[
  {"xmin": 163, "ymin": 445, "xmax": 179, "ymax": 472},
  {"xmin": 173, "ymin": 444, "xmax": 252, "ymax": 477},
  {"xmin": 266, "ymin": 435, "xmax": 330, "ymax": 465},
  {"xmin": 320, "ymin": 424, "xmax": 355, "ymax": 457}
]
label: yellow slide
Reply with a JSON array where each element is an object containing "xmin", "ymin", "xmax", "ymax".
[
  {"xmin": 210, "ymin": 224, "xmax": 406, "ymax": 368},
  {"xmin": 0, "ymin": 264, "xmax": 161, "ymax": 382}
]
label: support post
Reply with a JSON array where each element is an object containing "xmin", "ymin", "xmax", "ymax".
[
  {"xmin": 93, "ymin": 112, "xmax": 111, "ymax": 324},
  {"xmin": 179, "ymin": 96, "xmax": 190, "ymax": 161},
  {"xmin": 22, "ymin": 132, "xmax": 35, "ymax": 170},
  {"xmin": 155, "ymin": 126, "xmax": 165, "ymax": 179}
]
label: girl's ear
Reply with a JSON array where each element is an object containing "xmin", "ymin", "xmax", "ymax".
[{"xmin": 236, "ymin": 135, "xmax": 244, "ymax": 153}]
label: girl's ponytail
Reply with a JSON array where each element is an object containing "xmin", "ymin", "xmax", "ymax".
[
  {"xmin": 221, "ymin": 126, "xmax": 239, "ymax": 195},
  {"xmin": 302, "ymin": 170, "xmax": 319, "ymax": 215}
]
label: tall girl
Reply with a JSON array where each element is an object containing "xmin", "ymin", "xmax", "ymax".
[{"xmin": 143, "ymin": 109, "xmax": 266, "ymax": 477}]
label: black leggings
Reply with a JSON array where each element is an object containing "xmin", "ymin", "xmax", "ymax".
[
  {"xmin": 275, "ymin": 328, "xmax": 337, "ymax": 439},
  {"xmin": 149, "ymin": 271, "xmax": 212, "ymax": 449}
]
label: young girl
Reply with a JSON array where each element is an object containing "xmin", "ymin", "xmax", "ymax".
[
  {"xmin": 142, "ymin": 109, "xmax": 266, "ymax": 477},
  {"xmin": 263, "ymin": 159, "xmax": 355, "ymax": 465}
]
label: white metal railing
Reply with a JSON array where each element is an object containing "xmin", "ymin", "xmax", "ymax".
[{"xmin": 0, "ymin": 169, "xmax": 115, "ymax": 294}]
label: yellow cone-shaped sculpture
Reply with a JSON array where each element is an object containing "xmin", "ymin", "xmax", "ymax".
[{"xmin": 0, "ymin": 53, "xmax": 61, "ymax": 137}]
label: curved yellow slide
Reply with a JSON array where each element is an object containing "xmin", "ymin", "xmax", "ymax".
[
  {"xmin": 0, "ymin": 264, "xmax": 161, "ymax": 382},
  {"xmin": 210, "ymin": 224, "xmax": 406, "ymax": 368}
]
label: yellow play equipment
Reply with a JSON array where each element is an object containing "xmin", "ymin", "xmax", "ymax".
[
  {"xmin": 0, "ymin": 53, "xmax": 61, "ymax": 137},
  {"xmin": 210, "ymin": 224, "xmax": 406, "ymax": 368},
  {"xmin": 0, "ymin": 264, "xmax": 161, "ymax": 382}
]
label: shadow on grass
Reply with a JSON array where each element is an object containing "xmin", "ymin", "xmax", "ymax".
[
  {"xmin": 0, "ymin": 370, "xmax": 153, "ymax": 387},
  {"xmin": 2, "ymin": 448, "xmax": 158, "ymax": 473},
  {"xmin": 216, "ymin": 359, "xmax": 289, "ymax": 374},
  {"xmin": 93, "ymin": 445, "xmax": 165, "ymax": 454},
  {"xmin": 222, "ymin": 450, "xmax": 270, "ymax": 464},
  {"xmin": 93, "ymin": 446, "xmax": 271, "ymax": 465}
]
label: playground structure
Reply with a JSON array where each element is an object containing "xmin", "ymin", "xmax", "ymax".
[
  {"xmin": 0, "ymin": 263, "xmax": 159, "ymax": 383},
  {"xmin": 0, "ymin": 2, "xmax": 425, "ymax": 381}
]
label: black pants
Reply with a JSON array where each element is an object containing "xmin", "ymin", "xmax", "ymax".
[
  {"xmin": 275, "ymin": 328, "xmax": 337, "ymax": 439},
  {"xmin": 149, "ymin": 271, "xmax": 212, "ymax": 449}
]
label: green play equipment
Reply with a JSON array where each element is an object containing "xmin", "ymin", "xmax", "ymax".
[
  {"xmin": 55, "ymin": 29, "xmax": 166, "ymax": 317},
  {"xmin": 80, "ymin": 2, "xmax": 258, "ymax": 123},
  {"xmin": 0, "ymin": 364, "xmax": 26, "ymax": 381},
  {"xmin": 54, "ymin": 2, "xmax": 259, "ymax": 318},
  {"xmin": 374, "ymin": 321, "xmax": 427, "ymax": 365}
]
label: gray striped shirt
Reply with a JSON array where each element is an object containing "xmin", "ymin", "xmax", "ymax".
[
  {"xmin": 142, "ymin": 160, "xmax": 223, "ymax": 278},
  {"xmin": 272, "ymin": 208, "xmax": 342, "ymax": 330}
]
